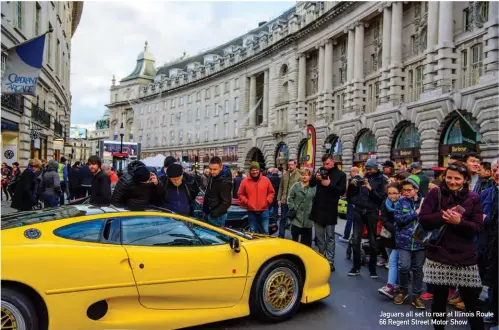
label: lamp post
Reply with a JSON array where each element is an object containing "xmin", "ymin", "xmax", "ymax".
[{"xmin": 119, "ymin": 123, "xmax": 125, "ymax": 172}]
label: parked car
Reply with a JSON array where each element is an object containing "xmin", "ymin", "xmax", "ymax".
[
  {"xmin": 194, "ymin": 191, "xmax": 278, "ymax": 235},
  {"xmin": 1, "ymin": 205, "xmax": 331, "ymax": 330}
]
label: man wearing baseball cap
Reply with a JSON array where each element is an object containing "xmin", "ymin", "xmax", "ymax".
[
  {"xmin": 408, "ymin": 162, "xmax": 430, "ymax": 197},
  {"xmin": 159, "ymin": 163, "xmax": 200, "ymax": 216},
  {"xmin": 158, "ymin": 156, "xmax": 178, "ymax": 178}
]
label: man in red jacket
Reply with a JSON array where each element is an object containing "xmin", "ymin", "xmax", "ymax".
[{"xmin": 238, "ymin": 162, "xmax": 275, "ymax": 234}]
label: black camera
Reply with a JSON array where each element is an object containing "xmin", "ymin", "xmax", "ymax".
[{"xmin": 319, "ymin": 168, "xmax": 329, "ymax": 180}]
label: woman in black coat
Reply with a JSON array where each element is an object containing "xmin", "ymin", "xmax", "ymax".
[{"xmin": 11, "ymin": 159, "xmax": 42, "ymax": 211}]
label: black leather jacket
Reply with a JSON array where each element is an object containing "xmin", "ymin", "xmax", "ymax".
[{"xmin": 111, "ymin": 161, "xmax": 163, "ymax": 208}]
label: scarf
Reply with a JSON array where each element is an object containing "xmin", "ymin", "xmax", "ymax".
[{"xmin": 385, "ymin": 198, "xmax": 399, "ymax": 212}]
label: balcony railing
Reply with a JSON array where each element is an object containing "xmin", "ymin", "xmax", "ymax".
[
  {"xmin": 1, "ymin": 94, "xmax": 24, "ymax": 115},
  {"xmin": 31, "ymin": 104, "xmax": 51, "ymax": 127},
  {"xmin": 54, "ymin": 120, "xmax": 63, "ymax": 137}
]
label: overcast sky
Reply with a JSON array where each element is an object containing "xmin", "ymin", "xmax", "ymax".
[{"xmin": 70, "ymin": 1, "xmax": 294, "ymax": 128}]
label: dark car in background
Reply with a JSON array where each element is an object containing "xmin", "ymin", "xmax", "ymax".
[{"xmin": 193, "ymin": 191, "xmax": 278, "ymax": 234}]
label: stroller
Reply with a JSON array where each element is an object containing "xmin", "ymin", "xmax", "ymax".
[{"xmin": 346, "ymin": 219, "xmax": 383, "ymax": 266}]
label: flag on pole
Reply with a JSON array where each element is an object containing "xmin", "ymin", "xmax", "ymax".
[{"xmin": 2, "ymin": 34, "xmax": 46, "ymax": 95}]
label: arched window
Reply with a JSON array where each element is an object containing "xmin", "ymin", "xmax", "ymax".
[
  {"xmin": 394, "ymin": 125, "xmax": 421, "ymax": 149},
  {"xmin": 443, "ymin": 115, "xmax": 481, "ymax": 145},
  {"xmin": 355, "ymin": 130, "xmax": 376, "ymax": 153}
]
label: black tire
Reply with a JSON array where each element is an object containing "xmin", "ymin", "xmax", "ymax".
[
  {"xmin": 249, "ymin": 258, "xmax": 303, "ymax": 322},
  {"xmin": 1, "ymin": 287, "xmax": 39, "ymax": 330}
]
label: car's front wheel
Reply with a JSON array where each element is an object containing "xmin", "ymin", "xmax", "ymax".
[
  {"xmin": 250, "ymin": 258, "xmax": 303, "ymax": 322},
  {"xmin": 1, "ymin": 287, "xmax": 39, "ymax": 330}
]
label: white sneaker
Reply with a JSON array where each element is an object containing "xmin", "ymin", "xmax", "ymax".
[{"xmin": 338, "ymin": 236, "xmax": 349, "ymax": 243}]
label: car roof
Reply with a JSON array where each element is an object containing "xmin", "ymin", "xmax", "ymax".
[{"xmin": 1, "ymin": 205, "xmax": 175, "ymax": 230}]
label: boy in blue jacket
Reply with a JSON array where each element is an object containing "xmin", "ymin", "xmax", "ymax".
[{"xmin": 394, "ymin": 175, "xmax": 425, "ymax": 309}]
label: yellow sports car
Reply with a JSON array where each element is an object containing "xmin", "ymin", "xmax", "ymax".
[{"xmin": 1, "ymin": 205, "xmax": 330, "ymax": 330}]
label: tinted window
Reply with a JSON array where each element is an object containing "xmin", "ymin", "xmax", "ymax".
[
  {"xmin": 186, "ymin": 223, "xmax": 230, "ymax": 245},
  {"xmin": 121, "ymin": 216, "xmax": 202, "ymax": 247},
  {"xmin": 54, "ymin": 220, "xmax": 106, "ymax": 243}
]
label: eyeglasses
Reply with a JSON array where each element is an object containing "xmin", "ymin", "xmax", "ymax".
[
  {"xmin": 402, "ymin": 188, "xmax": 414, "ymax": 193},
  {"xmin": 448, "ymin": 164, "xmax": 468, "ymax": 174}
]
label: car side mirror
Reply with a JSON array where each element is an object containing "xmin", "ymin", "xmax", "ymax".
[{"xmin": 229, "ymin": 237, "xmax": 241, "ymax": 253}]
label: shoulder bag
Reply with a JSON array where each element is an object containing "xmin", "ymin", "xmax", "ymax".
[{"xmin": 412, "ymin": 187, "xmax": 447, "ymax": 246}]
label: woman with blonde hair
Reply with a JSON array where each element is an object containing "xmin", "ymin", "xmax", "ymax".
[{"xmin": 287, "ymin": 168, "xmax": 317, "ymax": 246}]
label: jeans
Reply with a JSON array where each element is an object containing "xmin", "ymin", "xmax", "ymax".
[
  {"xmin": 343, "ymin": 202, "xmax": 355, "ymax": 238},
  {"xmin": 248, "ymin": 210, "xmax": 269, "ymax": 234},
  {"xmin": 43, "ymin": 194, "xmax": 59, "ymax": 208},
  {"xmin": 386, "ymin": 248, "xmax": 399, "ymax": 286},
  {"xmin": 315, "ymin": 223, "xmax": 336, "ymax": 266},
  {"xmin": 432, "ymin": 285, "xmax": 483, "ymax": 330},
  {"xmin": 352, "ymin": 209, "xmax": 378, "ymax": 271},
  {"xmin": 278, "ymin": 204, "xmax": 289, "ymax": 238},
  {"xmin": 268, "ymin": 202, "xmax": 278, "ymax": 218},
  {"xmin": 398, "ymin": 249, "xmax": 425, "ymax": 295},
  {"xmin": 206, "ymin": 213, "xmax": 228, "ymax": 227},
  {"xmin": 291, "ymin": 225, "xmax": 312, "ymax": 247}
]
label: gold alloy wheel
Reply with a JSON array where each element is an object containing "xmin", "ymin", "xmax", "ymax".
[
  {"xmin": 1, "ymin": 302, "xmax": 25, "ymax": 330},
  {"xmin": 262, "ymin": 267, "xmax": 299, "ymax": 316}
]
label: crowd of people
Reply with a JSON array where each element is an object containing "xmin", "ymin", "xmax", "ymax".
[{"xmin": 1, "ymin": 151, "xmax": 497, "ymax": 330}]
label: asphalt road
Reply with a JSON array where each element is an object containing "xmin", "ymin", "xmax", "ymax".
[{"xmin": 187, "ymin": 239, "xmax": 475, "ymax": 330}]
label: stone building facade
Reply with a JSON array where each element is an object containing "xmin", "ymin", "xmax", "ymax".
[
  {"xmin": 1, "ymin": 1, "xmax": 83, "ymax": 167},
  {"xmin": 108, "ymin": 1, "xmax": 498, "ymax": 173}
]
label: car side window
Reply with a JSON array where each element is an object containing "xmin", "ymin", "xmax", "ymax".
[
  {"xmin": 121, "ymin": 216, "xmax": 202, "ymax": 247},
  {"xmin": 186, "ymin": 223, "xmax": 230, "ymax": 245},
  {"xmin": 54, "ymin": 219, "xmax": 106, "ymax": 243}
]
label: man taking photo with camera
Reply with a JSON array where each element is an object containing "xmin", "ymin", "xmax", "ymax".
[
  {"xmin": 310, "ymin": 154, "xmax": 346, "ymax": 272},
  {"xmin": 348, "ymin": 158, "xmax": 387, "ymax": 278}
]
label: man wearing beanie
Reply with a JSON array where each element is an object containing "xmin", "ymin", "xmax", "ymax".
[
  {"xmin": 238, "ymin": 161, "xmax": 275, "ymax": 234},
  {"xmin": 158, "ymin": 163, "xmax": 200, "ymax": 216},
  {"xmin": 393, "ymin": 174, "xmax": 425, "ymax": 308},
  {"xmin": 349, "ymin": 158, "xmax": 387, "ymax": 278},
  {"xmin": 158, "ymin": 156, "xmax": 178, "ymax": 178},
  {"xmin": 112, "ymin": 160, "xmax": 163, "ymax": 209},
  {"xmin": 203, "ymin": 156, "xmax": 233, "ymax": 227}
]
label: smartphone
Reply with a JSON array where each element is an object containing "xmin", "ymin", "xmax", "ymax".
[{"xmin": 454, "ymin": 205, "xmax": 465, "ymax": 215}]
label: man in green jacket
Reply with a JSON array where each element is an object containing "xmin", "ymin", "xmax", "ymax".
[{"xmin": 277, "ymin": 159, "xmax": 301, "ymax": 238}]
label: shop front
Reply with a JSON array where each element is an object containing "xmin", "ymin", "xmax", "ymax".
[
  {"xmin": 439, "ymin": 112, "xmax": 480, "ymax": 166},
  {"xmin": 30, "ymin": 134, "xmax": 48, "ymax": 161},
  {"xmin": 391, "ymin": 123, "xmax": 421, "ymax": 167},
  {"xmin": 353, "ymin": 130, "xmax": 376, "ymax": 173},
  {"xmin": 1, "ymin": 119, "xmax": 20, "ymax": 166},
  {"xmin": 325, "ymin": 135, "xmax": 343, "ymax": 170},
  {"xmin": 275, "ymin": 143, "xmax": 289, "ymax": 171}
]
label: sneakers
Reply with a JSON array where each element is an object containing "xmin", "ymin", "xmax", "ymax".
[
  {"xmin": 412, "ymin": 296, "xmax": 426, "ymax": 309},
  {"xmin": 484, "ymin": 316, "xmax": 498, "ymax": 324},
  {"xmin": 378, "ymin": 284, "xmax": 395, "ymax": 299},
  {"xmin": 420, "ymin": 292, "xmax": 433, "ymax": 300},
  {"xmin": 393, "ymin": 292, "xmax": 409, "ymax": 305},
  {"xmin": 376, "ymin": 259, "xmax": 387, "ymax": 267},
  {"xmin": 338, "ymin": 236, "xmax": 349, "ymax": 243},
  {"xmin": 370, "ymin": 270, "xmax": 378, "ymax": 279},
  {"xmin": 455, "ymin": 301, "xmax": 465, "ymax": 310},
  {"xmin": 384, "ymin": 263, "xmax": 389, "ymax": 269},
  {"xmin": 348, "ymin": 268, "xmax": 360, "ymax": 276}
]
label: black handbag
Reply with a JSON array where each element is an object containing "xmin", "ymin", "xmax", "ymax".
[{"xmin": 413, "ymin": 187, "xmax": 447, "ymax": 246}]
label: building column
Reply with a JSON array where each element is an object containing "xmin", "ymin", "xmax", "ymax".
[
  {"xmin": 423, "ymin": 1, "xmax": 439, "ymax": 92},
  {"xmin": 352, "ymin": 22, "xmax": 366, "ymax": 114},
  {"xmin": 324, "ymin": 39, "xmax": 334, "ymax": 120},
  {"xmin": 387, "ymin": 1, "xmax": 404, "ymax": 105},
  {"xmin": 318, "ymin": 44, "xmax": 325, "ymax": 93},
  {"xmin": 434, "ymin": 1, "xmax": 456, "ymax": 92},
  {"xmin": 262, "ymin": 69, "xmax": 269, "ymax": 125},
  {"xmin": 482, "ymin": 0, "xmax": 499, "ymax": 82},
  {"xmin": 297, "ymin": 54, "xmax": 307, "ymax": 126},
  {"xmin": 379, "ymin": 4, "xmax": 392, "ymax": 104},
  {"xmin": 249, "ymin": 75, "xmax": 256, "ymax": 128},
  {"xmin": 347, "ymin": 28, "xmax": 355, "ymax": 82}
]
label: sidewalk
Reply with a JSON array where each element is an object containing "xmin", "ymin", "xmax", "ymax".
[
  {"xmin": 335, "ymin": 217, "xmax": 347, "ymax": 237},
  {"xmin": 1, "ymin": 201, "xmax": 16, "ymax": 215}
]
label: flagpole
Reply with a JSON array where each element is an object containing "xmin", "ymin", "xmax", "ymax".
[{"xmin": 5, "ymin": 28, "xmax": 54, "ymax": 51}]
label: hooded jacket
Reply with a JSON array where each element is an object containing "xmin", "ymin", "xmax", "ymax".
[
  {"xmin": 112, "ymin": 161, "xmax": 163, "ymax": 208},
  {"xmin": 394, "ymin": 194, "xmax": 425, "ymax": 251},
  {"xmin": 238, "ymin": 173, "xmax": 275, "ymax": 212},
  {"xmin": 41, "ymin": 160, "xmax": 61, "ymax": 197},
  {"xmin": 202, "ymin": 165, "xmax": 232, "ymax": 218},
  {"xmin": 419, "ymin": 183, "xmax": 484, "ymax": 266}
]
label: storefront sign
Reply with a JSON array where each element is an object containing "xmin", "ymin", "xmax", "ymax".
[
  {"xmin": 391, "ymin": 148, "xmax": 420, "ymax": 158},
  {"xmin": 1, "ymin": 119, "xmax": 20, "ymax": 132},
  {"xmin": 451, "ymin": 146, "xmax": 468, "ymax": 153}
]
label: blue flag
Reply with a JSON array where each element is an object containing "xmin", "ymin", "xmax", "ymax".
[{"xmin": 2, "ymin": 34, "xmax": 46, "ymax": 95}]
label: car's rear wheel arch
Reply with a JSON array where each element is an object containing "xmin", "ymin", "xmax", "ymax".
[{"xmin": 2, "ymin": 280, "xmax": 48, "ymax": 330}]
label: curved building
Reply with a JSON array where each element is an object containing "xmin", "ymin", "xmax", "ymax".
[
  {"xmin": 107, "ymin": 1, "xmax": 498, "ymax": 172},
  {"xmin": 1, "ymin": 1, "xmax": 84, "ymax": 166}
]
